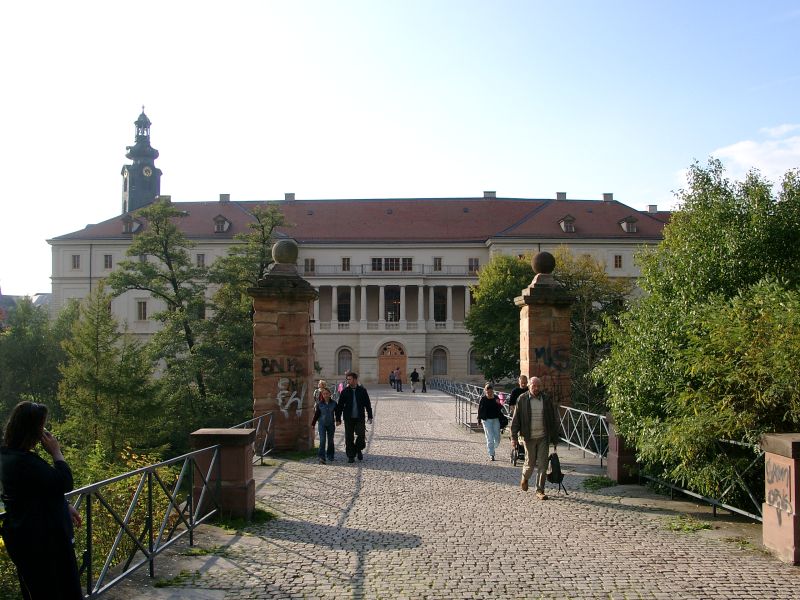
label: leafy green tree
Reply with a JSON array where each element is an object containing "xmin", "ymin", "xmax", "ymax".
[
  {"xmin": 551, "ymin": 247, "xmax": 633, "ymax": 412},
  {"xmin": 465, "ymin": 254, "xmax": 534, "ymax": 381},
  {"xmin": 0, "ymin": 298, "xmax": 78, "ymax": 421},
  {"xmin": 58, "ymin": 283, "xmax": 156, "ymax": 458},
  {"xmin": 596, "ymin": 160, "xmax": 800, "ymax": 494},
  {"xmin": 107, "ymin": 199, "xmax": 210, "ymax": 444}
]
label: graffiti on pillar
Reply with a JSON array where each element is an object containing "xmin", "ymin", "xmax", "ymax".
[
  {"xmin": 765, "ymin": 456, "xmax": 793, "ymax": 525},
  {"xmin": 261, "ymin": 356, "xmax": 303, "ymax": 376},
  {"xmin": 533, "ymin": 343, "xmax": 569, "ymax": 371},
  {"xmin": 276, "ymin": 377, "xmax": 307, "ymax": 418}
]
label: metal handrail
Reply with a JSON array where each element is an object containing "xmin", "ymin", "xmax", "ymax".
[
  {"xmin": 231, "ymin": 411, "xmax": 275, "ymax": 465},
  {"xmin": 66, "ymin": 445, "xmax": 221, "ymax": 598}
]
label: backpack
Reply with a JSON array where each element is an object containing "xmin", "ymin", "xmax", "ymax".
[{"xmin": 547, "ymin": 452, "xmax": 564, "ymax": 484}]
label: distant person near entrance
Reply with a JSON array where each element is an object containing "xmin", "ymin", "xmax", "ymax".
[
  {"xmin": 394, "ymin": 368, "xmax": 403, "ymax": 392},
  {"xmin": 511, "ymin": 377, "xmax": 559, "ymax": 499},
  {"xmin": 420, "ymin": 367, "xmax": 427, "ymax": 392},
  {"xmin": 410, "ymin": 368, "xmax": 420, "ymax": 393},
  {"xmin": 335, "ymin": 372, "xmax": 373, "ymax": 463}
]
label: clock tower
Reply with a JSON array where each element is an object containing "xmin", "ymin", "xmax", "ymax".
[{"xmin": 121, "ymin": 108, "xmax": 162, "ymax": 213}]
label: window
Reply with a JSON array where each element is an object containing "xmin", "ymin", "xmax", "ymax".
[
  {"xmin": 71, "ymin": 255, "xmax": 80, "ymax": 270},
  {"xmin": 103, "ymin": 254, "xmax": 113, "ymax": 269},
  {"xmin": 614, "ymin": 254, "xmax": 623, "ymax": 269},
  {"xmin": 123, "ymin": 221, "xmax": 133, "ymax": 233},
  {"xmin": 214, "ymin": 221, "xmax": 226, "ymax": 233},
  {"xmin": 431, "ymin": 348, "xmax": 448, "ymax": 376},
  {"xmin": 337, "ymin": 348, "xmax": 353, "ymax": 375},
  {"xmin": 562, "ymin": 222, "xmax": 575, "ymax": 233},
  {"xmin": 196, "ymin": 253, "xmax": 206, "ymax": 268},
  {"xmin": 341, "ymin": 257, "xmax": 350, "ymax": 272},
  {"xmin": 401, "ymin": 258, "xmax": 413, "ymax": 271},
  {"xmin": 469, "ymin": 350, "xmax": 480, "ymax": 375},
  {"xmin": 371, "ymin": 258, "xmax": 382, "ymax": 272},
  {"xmin": 384, "ymin": 287, "xmax": 400, "ymax": 322},
  {"xmin": 385, "ymin": 257, "xmax": 400, "ymax": 271},
  {"xmin": 433, "ymin": 287, "xmax": 446, "ymax": 322},
  {"xmin": 304, "ymin": 258, "xmax": 315, "ymax": 274},
  {"xmin": 337, "ymin": 288, "xmax": 351, "ymax": 321},
  {"xmin": 136, "ymin": 301, "xmax": 148, "ymax": 321},
  {"xmin": 468, "ymin": 258, "xmax": 480, "ymax": 273},
  {"xmin": 433, "ymin": 257, "xmax": 442, "ymax": 272}
]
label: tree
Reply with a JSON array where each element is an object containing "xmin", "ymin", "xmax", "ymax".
[
  {"xmin": 551, "ymin": 247, "xmax": 632, "ymax": 412},
  {"xmin": 0, "ymin": 298, "xmax": 78, "ymax": 421},
  {"xmin": 465, "ymin": 254, "xmax": 534, "ymax": 381},
  {"xmin": 595, "ymin": 160, "xmax": 800, "ymax": 494},
  {"xmin": 107, "ymin": 199, "xmax": 210, "ymax": 444},
  {"xmin": 58, "ymin": 283, "xmax": 156, "ymax": 459}
]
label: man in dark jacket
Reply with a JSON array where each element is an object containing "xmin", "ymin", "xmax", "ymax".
[
  {"xmin": 511, "ymin": 377, "xmax": 559, "ymax": 499},
  {"xmin": 507, "ymin": 374, "xmax": 528, "ymax": 407},
  {"xmin": 335, "ymin": 371, "xmax": 373, "ymax": 463}
]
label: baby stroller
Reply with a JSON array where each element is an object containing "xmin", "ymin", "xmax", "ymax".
[{"xmin": 500, "ymin": 404, "xmax": 525, "ymax": 466}]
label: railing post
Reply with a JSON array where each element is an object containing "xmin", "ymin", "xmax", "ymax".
[
  {"xmin": 147, "ymin": 470, "xmax": 154, "ymax": 578},
  {"xmin": 761, "ymin": 434, "xmax": 800, "ymax": 564},
  {"xmin": 606, "ymin": 413, "xmax": 638, "ymax": 484},
  {"xmin": 85, "ymin": 495, "xmax": 93, "ymax": 598},
  {"xmin": 188, "ymin": 457, "xmax": 195, "ymax": 546}
]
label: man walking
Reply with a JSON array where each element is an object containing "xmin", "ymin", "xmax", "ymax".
[
  {"xmin": 394, "ymin": 367, "xmax": 403, "ymax": 392},
  {"xmin": 335, "ymin": 371, "xmax": 373, "ymax": 463},
  {"xmin": 420, "ymin": 367, "xmax": 427, "ymax": 393},
  {"xmin": 410, "ymin": 368, "xmax": 420, "ymax": 393},
  {"xmin": 511, "ymin": 377, "xmax": 559, "ymax": 499}
]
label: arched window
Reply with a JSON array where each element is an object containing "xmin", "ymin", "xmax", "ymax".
[
  {"xmin": 337, "ymin": 348, "xmax": 353, "ymax": 375},
  {"xmin": 468, "ymin": 349, "xmax": 480, "ymax": 375},
  {"xmin": 431, "ymin": 348, "xmax": 448, "ymax": 376}
]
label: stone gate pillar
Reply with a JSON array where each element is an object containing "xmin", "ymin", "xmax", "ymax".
[
  {"xmin": 761, "ymin": 434, "xmax": 800, "ymax": 564},
  {"xmin": 514, "ymin": 252, "xmax": 573, "ymax": 405},
  {"xmin": 248, "ymin": 239, "xmax": 318, "ymax": 451}
]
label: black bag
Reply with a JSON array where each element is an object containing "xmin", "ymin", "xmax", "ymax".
[
  {"xmin": 547, "ymin": 452, "xmax": 564, "ymax": 483},
  {"xmin": 498, "ymin": 413, "xmax": 509, "ymax": 431}
]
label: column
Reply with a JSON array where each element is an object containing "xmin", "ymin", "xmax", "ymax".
[
  {"xmin": 313, "ymin": 291, "xmax": 320, "ymax": 332},
  {"xmin": 349, "ymin": 286, "xmax": 356, "ymax": 323},
  {"xmin": 464, "ymin": 285, "xmax": 471, "ymax": 317},
  {"xmin": 360, "ymin": 285, "xmax": 367, "ymax": 324},
  {"xmin": 379, "ymin": 285, "xmax": 386, "ymax": 324},
  {"xmin": 417, "ymin": 285, "xmax": 425, "ymax": 327},
  {"xmin": 762, "ymin": 434, "xmax": 800, "ymax": 564},
  {"xmin": 331, "ymin": 285, "xmax": 338, "ymax": 323},
  {"xmin": 191, "ymin": 428, "xmax": 255, "ymax": 519},
  {"xmin": 399, "ymin": 285, "xmax": 407, "ymax": 324},
  {"xmin": 429, "ymin": 286, "xmax": 435, "ymax": 325},
  {"xmin": 446, "ymin": 285, "xmax": 453, "ymax": 329}
]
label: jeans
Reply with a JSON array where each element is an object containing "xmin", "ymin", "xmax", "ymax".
[
  {"xmin": 317, "ymin": 423, "xmax": 335, "ymax": 459},
  {"xmin": 343, "ymin": 418, "xmax": 366, "ymax": 459},
  {"xmin": 482, "ymin": 418, "xmax": 500, "ymax": 458}
]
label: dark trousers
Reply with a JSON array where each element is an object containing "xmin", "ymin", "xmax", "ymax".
[
  {"xmin": 421, "ymin": 379, "xmax": 427, "ymax": 392},
  {"xmin": 5, "ymin": 536, "xmax": 83, "ymax": 600},
  {"xmin": 343, "ymin": 417, "xmax": 366, "ymax": 458}
]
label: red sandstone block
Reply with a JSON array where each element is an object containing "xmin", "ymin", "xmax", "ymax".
[{"xmin": 277, "ymin": 313, "xmax": 312, "ymax": 335}]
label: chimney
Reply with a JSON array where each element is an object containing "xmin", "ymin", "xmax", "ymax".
[
  {"xmin": 603, "ymin": 193, "xmax": 614, "ymax": 202},
  {"xmin": 648, "ymin": 204, "xmax": 658, "ymax": 213},
  {"xmin": 219, "ymin": 193, "xmax": 230, "ymax": 203},
  {"xmin": 556, "ymin": 192, "xmax": 567, "ymax": 201},
  {"xmin": 285, "ymin": 192, "xmax": 296, "ymax": 201},
  {"xmin": 483, "ymin": 191, "xmax": 496, "ymax": 198},
  {"xmin": 157, "ymin": 195, "xmax": 171, "ymax": 204}
]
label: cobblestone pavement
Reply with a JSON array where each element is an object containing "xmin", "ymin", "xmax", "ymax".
[{"xmin": 107, "ymin": 387, "xmax": 800, "ymax": 599}]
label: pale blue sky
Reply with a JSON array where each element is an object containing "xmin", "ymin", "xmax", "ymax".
[{"xmin": 1, "ymin": 1, "xmax": 798, "ymax": 295}]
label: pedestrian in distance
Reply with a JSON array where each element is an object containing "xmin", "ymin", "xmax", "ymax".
[
  {"xmin": 313, "ymin": 379, "xmax": 329, "ymax": 405},
  {"xmin": 410, "ymin": 368, "xmax": 420, "ymax": 393},
  {"xmin": 507, "ymin": 374, "xmax": 528, "ymax": 407},
  {"xmin": 477, "ymin": 383, "xmax": 503, "ymax": 461},
  {"xmin": 394, "ymin": 367, "xmax": 403, "ymax": 392},
  {"xmin": 335, "ymin": 371, "xmax": 373, "ymax": 463},
  {"xmin": 420, "ymin": 367, "xmax": 427, "ymax": 392},
  {"xmin": 0, "ymin": 401, "xmax": 84, "ymax": 600},
  {"xmin": 389, "ymin": 370, "xmax": 396, "ymax": 390},
  {"xmin": 511, "ymin": 377, "xmax": 560, "ymax": 499},
  {"xmin": 312, "ymin": 387, "xmax": 337, "ymax": 464}
]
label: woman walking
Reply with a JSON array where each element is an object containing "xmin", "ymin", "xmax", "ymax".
[{"xmin": 477, "ymin": 383, "xmax": 503, "ymax": 461}]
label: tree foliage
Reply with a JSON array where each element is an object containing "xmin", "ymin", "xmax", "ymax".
[
  {"xmin": 465, "ymin": 254, "xmax": 534, "ymax": 381},
  {"xmin": 596, "ymin": 160, "xmax": 800, "ymax": 495}
]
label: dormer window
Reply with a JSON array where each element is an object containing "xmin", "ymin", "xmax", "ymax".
[
  {"xmin": 559, "ymin": 215, "xmax": 576, "ymax": 233},
  {"xmin": 121, "ymin": 215, "xmax": 142, "ymax": 234},
  {"xmin": 619, "ymin": 216, "xmax": 638, "ymax": 233},
  {"xmin": 213, "ymin": 215, "xmax": 231, "ymax": 233}
]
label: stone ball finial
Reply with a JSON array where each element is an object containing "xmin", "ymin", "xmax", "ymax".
[
  {"xmin": 272, "ymin": 239, "xmax": 298, "ymax": 265},
  {"xmin": 532, "ymin": 251, "xmax": 556, "ymax": 274}
]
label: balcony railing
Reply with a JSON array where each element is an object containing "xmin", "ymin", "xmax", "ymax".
[{"xmin": 300, "ymin": 264, "xmax": 477, "ymax": 277}]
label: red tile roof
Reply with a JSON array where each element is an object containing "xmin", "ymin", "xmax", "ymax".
[{"xmin": 49, "ymin": 197, "xmax": 667, "ymax": 243}]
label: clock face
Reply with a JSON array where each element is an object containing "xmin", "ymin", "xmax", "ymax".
[
  {"xmin": 123, "ymin": 169, "xmax": 128, "ymax": 178},
  {"xmin": 143, "ymin": 166, "xmax": 153, "ymax": 177}
]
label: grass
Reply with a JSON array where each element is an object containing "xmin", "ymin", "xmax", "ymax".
[
  {"xmin": 181, "ymin": 545, "xmax": 230, "ymax": 558},
  {"xmin": 724, "ymin": 536, "xmax": 770, "ymax": 555},
  {"xmin": 582, "ymin": 476, "xmax": 617, "ymax": 491},
  {"xmin": 664, "ymin": 514, "xmax": 712, "ymax": 532},
  {"xmin": 213, "ymin": 507, "xmax": 277, "ymax": 533},
  {"xmin": 154, "ymin": 569, "xmax": 201, "ymax": 588}
]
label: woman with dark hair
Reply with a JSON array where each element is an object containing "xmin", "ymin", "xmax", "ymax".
[{"xmin": 0, "ymin": 401, "xmax": 83, "ymax": 599}]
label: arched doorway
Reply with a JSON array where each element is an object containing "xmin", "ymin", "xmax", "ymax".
[{"xmin": 378, "ymin": 342, "xmax": 407, "ymax": 385}]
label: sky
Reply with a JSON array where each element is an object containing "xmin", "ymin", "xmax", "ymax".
[{"xmin": 1, "ymin": 0, "xmax": 798, "ymax": 296}]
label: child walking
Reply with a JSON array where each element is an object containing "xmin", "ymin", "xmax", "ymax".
[{"xmin": 312, "ymin": 388, "xmax": 337, "ymax": 463}]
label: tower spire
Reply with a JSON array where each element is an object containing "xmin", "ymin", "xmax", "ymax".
[{"xmin": 121, "ymin": 108, "xmax": 162, "ymax": 213}]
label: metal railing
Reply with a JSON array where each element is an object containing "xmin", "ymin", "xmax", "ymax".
[
  {"xmin": 231, "ymin": 411, "xmax": 276, "ymax": 465},
  {"xmin": 68, "ymin": 445, "xmax": 221, "ymax": 598}
]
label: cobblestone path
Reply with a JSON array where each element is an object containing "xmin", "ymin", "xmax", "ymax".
[{"xmin": 109, "ymin": 388, "xmax": 800, "ymax": 599}]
